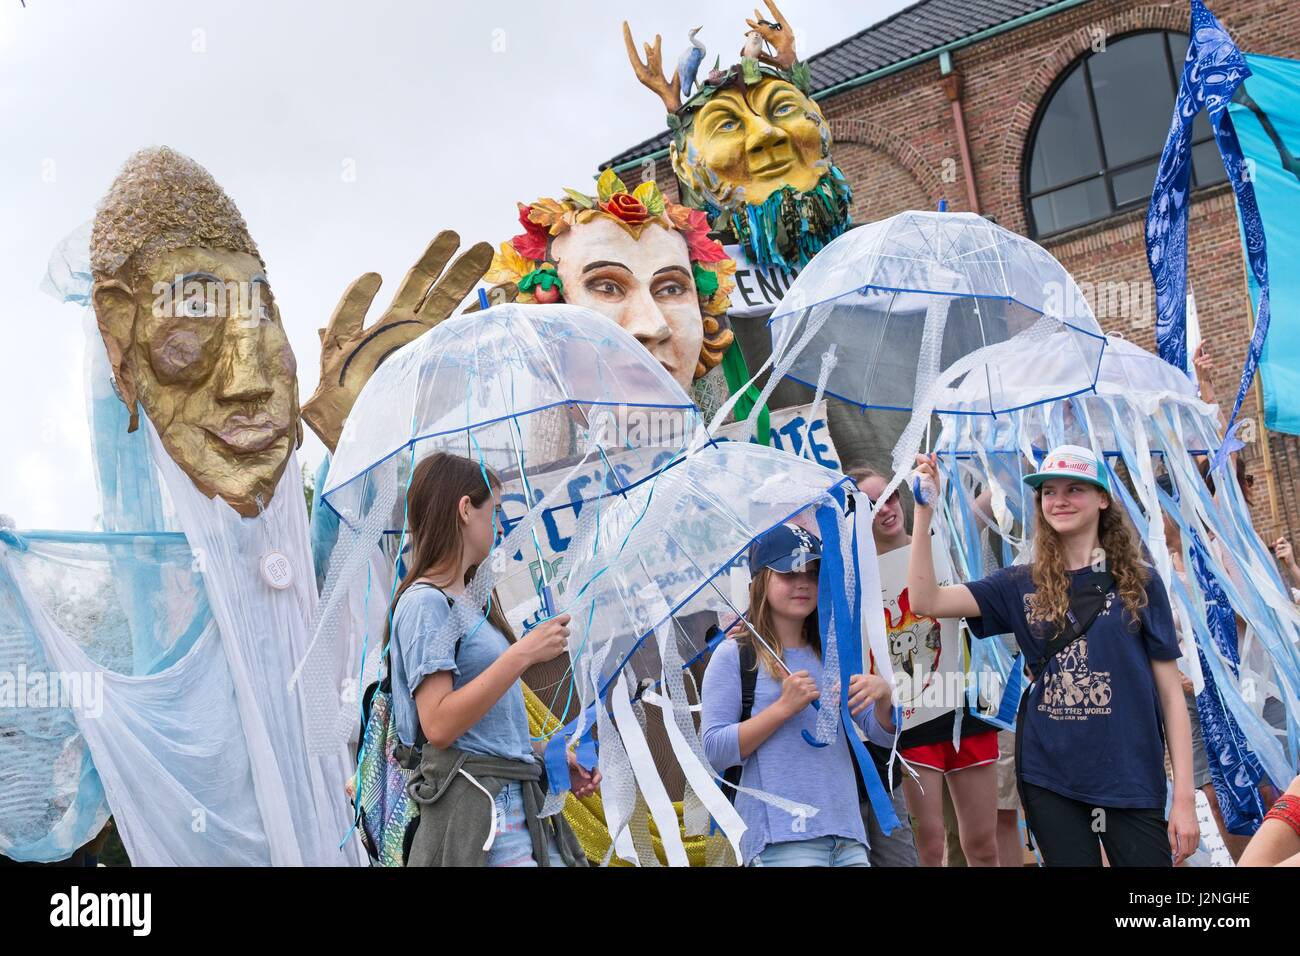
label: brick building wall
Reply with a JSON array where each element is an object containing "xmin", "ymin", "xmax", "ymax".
[{"xmin": 632, "ymin": 0, "xmax": 1300, "ymax": 544}]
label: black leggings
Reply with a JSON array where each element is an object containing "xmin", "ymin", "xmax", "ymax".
[{"xmin": 1023, "ymin": 783, "xmax": 1172, "ymax": 867}]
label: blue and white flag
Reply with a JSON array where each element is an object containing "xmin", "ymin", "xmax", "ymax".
[{"xmin": 1145, "ymin": 0, "xmax": 1269, "ymax": 468}]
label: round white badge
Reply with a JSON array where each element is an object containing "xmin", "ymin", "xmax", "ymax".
[{"xmin": 260, "ymin": 551, "xmax": 294, "ymax": 590}]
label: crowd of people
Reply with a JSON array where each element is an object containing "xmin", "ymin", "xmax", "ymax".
[{"xmin": 363, "ymin": 432, "xmax": 1300, "ymax": 868}]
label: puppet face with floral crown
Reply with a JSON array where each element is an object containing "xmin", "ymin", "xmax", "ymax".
[
  {"xmin": 89, "ymin": 147, "xmax": 300, "ymax": 517},
  {"xmin": 485, "ymin": 169, "xmax": 736, "ymax": 391},
  {"xmin": 624, "ymin": 1, "xmax": 852, "ymax": 271}
]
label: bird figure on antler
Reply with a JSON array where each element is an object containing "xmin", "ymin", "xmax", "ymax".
[
  {"xmin": 745, "ymin": 0, "xmax": 797, "ymax": 71},
  {"xmin": 677, "ymin": 26, "xmax": 707, "ymax": 98}
]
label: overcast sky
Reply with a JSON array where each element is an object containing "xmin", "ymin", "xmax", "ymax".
[{"xmin": 0, "ymin": 0, "xmax": 912, "ymax": 530}]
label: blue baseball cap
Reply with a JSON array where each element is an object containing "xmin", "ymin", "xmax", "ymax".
[{"xmin": 748, "ymin": 522, "xmax": 822, "ymax": 575}]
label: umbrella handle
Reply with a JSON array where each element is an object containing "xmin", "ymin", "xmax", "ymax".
[
  {"xmin": 522, "ymin": 585, "xmax": 558, "ymax": 631},
  {"xmin": 801, "ymin": 700, "xmax": 830, "ymax": 748},
  {"xmin": 912, "ymin": 473, "xmax": 938, "ymax": 508}
]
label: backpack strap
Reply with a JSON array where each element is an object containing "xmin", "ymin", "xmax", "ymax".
[
  {"xmin": 738, "ymin": 641, "xmax": 759, "ymax": 723},
  {"xmin": 722, "ymin": 641, "xmax": 760, "ymax": 800},
  {"xmin": 397, "ymin": 582, "xmax": 460, "ymax": 766}
]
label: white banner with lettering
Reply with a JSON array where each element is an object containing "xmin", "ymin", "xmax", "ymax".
[
  {"xmin": 723, "ymin": 244, "xmax": 801, "ymax": 319},
  {"xmin": 496, "ymin": 401, "xmax": 839, "ymax": 627}
]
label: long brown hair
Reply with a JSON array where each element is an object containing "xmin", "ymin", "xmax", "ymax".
[
  {"xmin": 740, "ymin": 567, "xmax": 822, "ymax": 680},
  {"xmin": 385, "ymin": 451, "xmax": 516, "ymax": 647},
  {"xmin": 1026, "ymin": 486, "xmax": 1148, "ymax": 631}
]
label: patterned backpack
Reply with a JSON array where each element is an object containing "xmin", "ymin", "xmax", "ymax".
[{"xmin": 353, "ymin": 583, "xmax": 453, "ymax": 866}]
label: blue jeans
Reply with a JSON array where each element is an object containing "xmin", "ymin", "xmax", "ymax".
[
  {"xmin": 749, "ymin": 836, "xmax": 870, "ymax": 867},
  {"xmin": 485, "ymin": 782, "xmax": 566, "ymax": 867}
]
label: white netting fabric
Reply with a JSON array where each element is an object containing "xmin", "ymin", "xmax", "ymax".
[
  {"xmin": 144, "ymin": 429, "xmax": 362, "ymax": 865},
  {"xmin": 0, "ymin": 530, "xmax": 295, "ymax": 865},
  {"xmin": 0, "ymin": 531, "xmax": 207, "ymax": 862}
]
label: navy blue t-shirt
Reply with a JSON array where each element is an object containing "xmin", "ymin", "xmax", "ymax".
[{"xmin": 966, "ymin": 565, "xmax": 1180, "ymax": 808}]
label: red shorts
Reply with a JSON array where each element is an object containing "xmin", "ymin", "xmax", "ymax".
[{"xmin": 901, "ymin": 729, "xmax": 999, "ymax": 774}]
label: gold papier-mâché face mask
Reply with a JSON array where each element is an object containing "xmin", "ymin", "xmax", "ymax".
[{"xmin": 95, "ymin": 246, "xmax": 300, "ymax": 517}]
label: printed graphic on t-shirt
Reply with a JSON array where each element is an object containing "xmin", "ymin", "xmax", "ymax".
[
  {"xmin": 1031, "ymin": 590, "xmax": 1116, "ymax": 721},
  {"xmin": 875, "ymin": 544, "xmax": 966, "ymax": 731}
]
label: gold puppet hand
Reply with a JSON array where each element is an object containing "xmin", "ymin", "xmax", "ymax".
[{"xmin": 302, "ymin": 232, "xmax": 493, "ymax": 452}]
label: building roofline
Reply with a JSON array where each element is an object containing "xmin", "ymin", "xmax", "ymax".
[{"xmin": 603, "ymin": 0, "xmax": 1092, "ymax": 174}]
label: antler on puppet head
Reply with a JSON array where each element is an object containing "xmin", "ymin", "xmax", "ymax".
[
  {"xmin": 623, "ymin": 21, "xmax": 683, "ymax": 114},
  {"xmin": 745, "ymin": 0, "xmax": 797, "ymax": 70}
]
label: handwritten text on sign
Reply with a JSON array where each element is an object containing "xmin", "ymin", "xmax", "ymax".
[{"xmin": 495, "ymin": 402, "xmax": 840, "ymax": 625}]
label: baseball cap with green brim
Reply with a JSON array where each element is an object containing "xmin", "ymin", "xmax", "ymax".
[{"xmin": 1023, "ymin": 444, "xmax": 1109, "ymax": 493}]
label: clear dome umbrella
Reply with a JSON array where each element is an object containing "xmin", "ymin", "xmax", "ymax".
[
  {"xmin": 317, "ymin": 302, "xmax": 700, "ymax": 615},
  {"xmin": 762, "ymin": 210, "xmax": 1108, "ymax": 418},
  {"xmin": 306, "ymin": 303, "xmax": 701, "ymax": 772},
  {"xmin": 542, "ymin": 440, "xmax": 901, "ymax": 866},
  {"xmin": 322, "ymin": 302, "xmax": 698, "ymax": 529},
  {"xmin": 710, "ymin": 210, "xmax": 1112, "ymax": 511},
  {"xmin": 933, "ymin": 333, "xmax": 1207, "ymax": 457}
]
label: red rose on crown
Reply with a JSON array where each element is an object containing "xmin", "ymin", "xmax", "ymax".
[{"xmin": 600, "ymin": 192, "xmax": 651, "ymax": 225}]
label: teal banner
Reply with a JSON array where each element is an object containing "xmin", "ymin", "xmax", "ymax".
[{"xmin": 1230, "ymin": 54, "xmax": 1300, "ymax": 435}]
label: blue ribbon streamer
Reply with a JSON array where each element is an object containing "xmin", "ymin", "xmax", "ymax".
[{"xmin": 814, "ymin": 498, "xmax": 901, "ymax": 834}]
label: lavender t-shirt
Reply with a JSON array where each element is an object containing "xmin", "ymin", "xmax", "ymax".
[{"xmin": 700, "ymin": 639, "xmax": 894, "ymax": 865}]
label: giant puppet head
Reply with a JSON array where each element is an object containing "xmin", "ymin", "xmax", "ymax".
[
  {"xmin": 90, "ymin": 147, "xmax": 299, "ymax": 518},
  {"xmin": 623, "ymin": 2, "xmax": 852, "ymax": 271},
  {"xmin": 485, "ymin": 169, "xmax": 736, "ymax": 391}
]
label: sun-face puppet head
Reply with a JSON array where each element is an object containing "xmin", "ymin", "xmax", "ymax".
[
  {"xmin": 623, "ymin": 0, "xmax": 852, "ymax": 270},
  {"xmin": 485, "ymin": 170, "xmax": 736, "ymax": 392}
]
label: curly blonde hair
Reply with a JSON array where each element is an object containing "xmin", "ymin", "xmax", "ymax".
[
  {"xmin": 1027, "ymin": 489, "xmax": 1149, "ymax": 632},
  {"xmin": 90, "ymin": 146, "xmax": 262, "ymax": 283}
]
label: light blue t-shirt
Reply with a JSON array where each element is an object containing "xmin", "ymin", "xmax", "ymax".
[
  {"xmin": 389, "ymin": 584, "xmax": 533, "ymax": 762},
  {"xmin": 700, "ymin": 639, "xmax": 894, "ymax": 866}
]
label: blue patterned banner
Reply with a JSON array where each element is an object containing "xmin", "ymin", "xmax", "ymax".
[{"xmin": 1145, "ymin": 1, "xmax": 1269, "ymax": 469}]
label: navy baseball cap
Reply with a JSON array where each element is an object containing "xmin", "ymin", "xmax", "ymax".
[{"xmin": 748, "ymin": 523, "xmax": 822, "ymax": 575}]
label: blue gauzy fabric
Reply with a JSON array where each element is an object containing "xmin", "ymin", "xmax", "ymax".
[
  {"xmin": 1146, "ymin": 1, "xmax": 1269, "ymax": 470},
  {"xmin": 1188, "ymin": 536, "xmax": 1268, "ymax": 835}
]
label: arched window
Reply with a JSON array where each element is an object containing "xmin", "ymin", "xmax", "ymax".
[{"xmin": 1024, "ymin": 30, "xmax": 1227, "ymax": 238}]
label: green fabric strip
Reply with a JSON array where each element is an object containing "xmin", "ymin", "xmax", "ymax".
[{"xmin": 720, "ymin": 341, "xmax": 770, "ymax": 446}]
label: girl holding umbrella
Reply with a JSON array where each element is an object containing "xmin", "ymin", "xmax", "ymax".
[{"xmin": 905, "ymin": 447, "xmax": 1199, "ymax": 866}]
